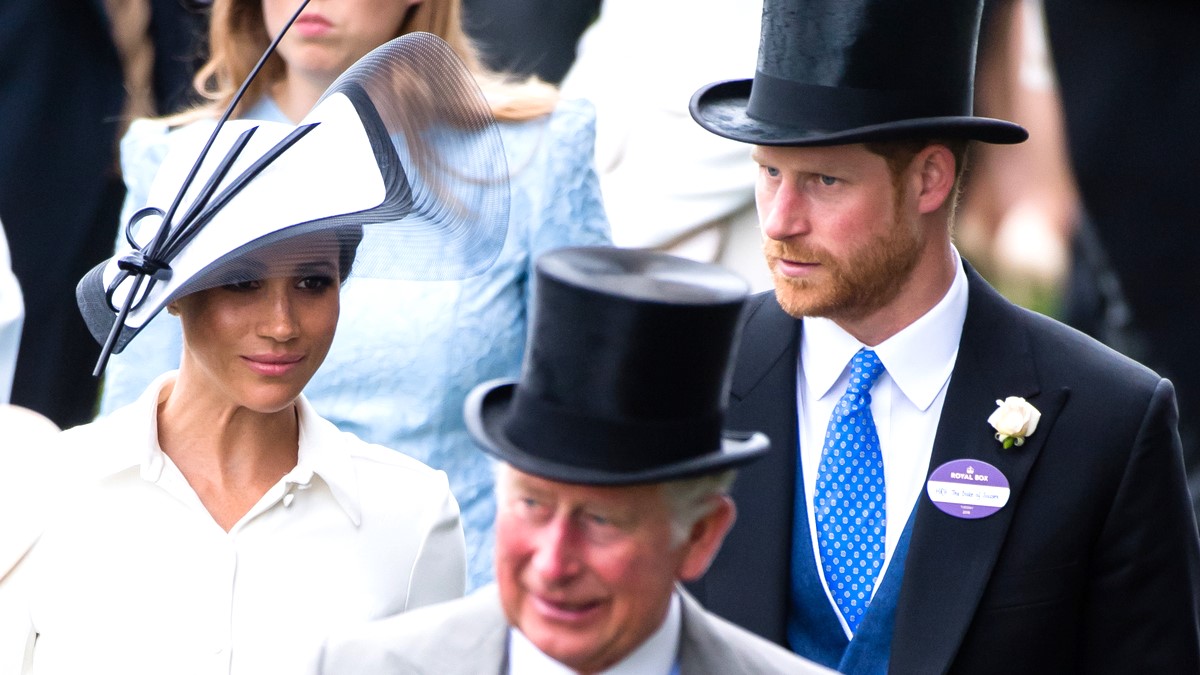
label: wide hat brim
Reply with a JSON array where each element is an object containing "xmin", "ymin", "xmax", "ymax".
[
  {"xmin": 692, "ymin": 78, "xmax": 1028, "ymax": 146},
  {"xmin": 465, "ymin": 379, "xmax": 770, "ymax": 486},
  {"xmin": 77, "ymin": 33, "xmax": 509, "ymax": 365}
]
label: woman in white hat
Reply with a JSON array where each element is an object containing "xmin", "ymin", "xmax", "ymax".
[
  {"xmin": 99, "ymin": 0, "xmax": 611, "ymax": 592},
  {"xmin": 0, "ymin": 35, "xmax": 506, "ymax": 675}
]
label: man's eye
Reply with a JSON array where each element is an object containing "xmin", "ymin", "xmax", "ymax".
[
  {"xmin": 818, "ymin": 175, "xmax": 838, "ymax": 186},
  {"xmin": 764, "ymin": 166, "xmax": 781, "ymax": 178},
  {"xmin": 515, "ymin": 497, "xmax": 549, "ymax": 519},
  {"xmin": 585, "ymin": 512, "xmax": 613, "ymax": 527}
]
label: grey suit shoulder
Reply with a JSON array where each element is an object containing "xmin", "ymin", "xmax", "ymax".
[
  {"xmin": 318, "ymin": 585, "xmax": 833, "ymax": 675},
  {"xmin": 676, "ymin": 589, "xmax": 835, "ymax": 674}
]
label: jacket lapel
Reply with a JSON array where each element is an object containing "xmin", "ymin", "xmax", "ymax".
[
  {"xmin": 678, "ymin": 588, "xmax": 770, "ymax": 675},
  {"xmin": 416, "ymin": 586, "xmax": 511, "ymax": 675},
  {"xmin": 705, "ymin": 292, "xmax": 803, "ymax": 643},
  {"xmin": 889, "ymin": 267, "xmax": 1068, "ymax": 674}
]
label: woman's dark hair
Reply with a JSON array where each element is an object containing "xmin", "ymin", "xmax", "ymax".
[{"xmin": 336, "ymin": 225, "xmax": 364, "ymax": 283}]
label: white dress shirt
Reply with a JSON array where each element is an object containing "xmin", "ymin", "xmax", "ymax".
[
  {"xmin": 0, "ymin": 372, "xmax": 466, "ymax": 675},
  {"xmin": 0, "ymin": 217, "xmax": 23, "ymax": 404},
  {"xmin": 798, "ymin": 252, "xmax": 969, "ymax": 637},
  {"xmin": 508, "ymin": 592, "xmax": 682, "ymax": 675}
]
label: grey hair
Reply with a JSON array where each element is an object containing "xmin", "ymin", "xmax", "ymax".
[
  {"xmin": 662, "ymin": 470, "xmax": 737, "ymax": 546},
  {"xmin": 490, "ymin": 462, "xmax": 736, "ymax": 546}
]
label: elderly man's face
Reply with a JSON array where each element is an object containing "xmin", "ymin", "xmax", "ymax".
[{"xmin": 494, "ymin": 466, "xmax": 721, "ymax": 673}]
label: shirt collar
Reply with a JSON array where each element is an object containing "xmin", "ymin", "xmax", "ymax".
[
  {"xmin": 801, "ymin": 248, "xmax": 968, "ymax": 411},
  {"xmin": 112, "ymin": 371, "xmax": 363, "ymax": 526},
  {"xmin": 508, "ymin": 592, "xmax": 682, "ymax": 675},
  {"xmin": 291, "ymin": 393, "xmax": 363, "ymax": 526}
]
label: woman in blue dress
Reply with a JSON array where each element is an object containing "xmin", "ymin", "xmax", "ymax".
[{"xmin": 99, "ymin": 0, "xmax": 612, "ymax": 590}]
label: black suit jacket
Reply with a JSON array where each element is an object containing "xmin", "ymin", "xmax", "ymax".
[
  {"xmin": 689, "ymin": 265, "xmax": 1200, "ymax": 674},
  {"xmin": 0, "ymin": 0, "xmax": 125, "ymax": 427}
]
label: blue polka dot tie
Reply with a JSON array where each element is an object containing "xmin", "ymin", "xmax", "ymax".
[{"xmin": 814, "ymin": 348, "xmax": 886, "ymax": 634}]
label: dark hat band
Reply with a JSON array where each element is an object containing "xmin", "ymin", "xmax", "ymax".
[
  {"xmin": 747, "ymin": 71, "xmax": 968, "ymax": 132},
  {"xmin": 503, "ymin": 392, "xmax": 723, "ymax": 474}
]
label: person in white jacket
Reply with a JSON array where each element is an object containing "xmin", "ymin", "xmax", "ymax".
[{"xmin": 560, "ymin": 0, "xmax": 772, "ymax": 291}]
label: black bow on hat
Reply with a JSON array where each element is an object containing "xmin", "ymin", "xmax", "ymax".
[
  {"xmin": 465, "ymin": 247, "xmax": 770, "ymax": 486},
  {"xmin": 691, "ymin": 0, "xmax": 1027, "ymax": 146}
]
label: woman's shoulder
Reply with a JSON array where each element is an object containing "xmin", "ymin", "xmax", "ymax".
[
  {"xmin": 345, "ymin": 435, "xmax": 450, "ymax": 479},
  {"xmin": 498, "ymin": 96, "xmax": 595, "ymax": 148},
  {"xmin": 546, "ymin": 96, "xmax": 597, "ymax": 131},
  {"xmin": 303, "ymin": 407, "xmax": 452, "ymax": 485},
  {"xmin": 332, "ymin": 432, "xmax": 458, "ymax": 514}
]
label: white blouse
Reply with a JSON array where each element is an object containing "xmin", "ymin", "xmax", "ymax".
[{"xmin": 0, "ymin": 372, "xmax": 466, "ymax": 675}]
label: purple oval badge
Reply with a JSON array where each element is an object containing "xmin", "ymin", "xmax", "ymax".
[{"xmin": 926, "ymin": 459, "xmax": 1010, "ymax": 519}]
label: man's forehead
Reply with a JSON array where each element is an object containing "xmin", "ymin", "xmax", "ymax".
[
  {"xmin": 750, "ymin": 143, "xmax": 886, "ymax": 173},
  {"xmin": 501, "ymin": 465, "xmax": 665, "ymax": 503}
]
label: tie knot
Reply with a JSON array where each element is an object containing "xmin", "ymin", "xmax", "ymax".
[{"xmin": 847, "ymin": 349, "xmax": 885, "ymax": 395}]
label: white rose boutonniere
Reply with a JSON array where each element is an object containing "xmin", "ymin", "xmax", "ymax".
[{"xmin": 988, "ymin": 396, "xmax": 1041, "ymax": 449}]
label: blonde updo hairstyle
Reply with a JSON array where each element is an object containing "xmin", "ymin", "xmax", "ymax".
[{"xmin": 185, "ymin": 0, "xmax": 557, "ymax": 123}]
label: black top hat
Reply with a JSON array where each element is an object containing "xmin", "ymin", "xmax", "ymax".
[
  {"xmin": 464, "ymin": 247, "xmax": 770, "ymax": 485},
  {"xmin": 691, "ymin": 0, "xmax": 1027, "ymax": 146}
]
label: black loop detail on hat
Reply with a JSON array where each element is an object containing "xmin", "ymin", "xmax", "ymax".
[
  {"xmin": 125, "ymin": 206, "xmax": 165, "ymax": 249},
  {"xmin": 116, "ymin": 250, "xmax": 173, "ymax": 282},
  {"xmin": 502, "ymin": 391, "xmax": 724, "ymax": 474},
  {"xmin": 746, "ymin": 71, "xmax": 968, "ymax": 131}
]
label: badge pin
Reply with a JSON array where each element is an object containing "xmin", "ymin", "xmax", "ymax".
[{"xmin": 926, "ymin": 459, "xmax": 1010, "ymax": 519}]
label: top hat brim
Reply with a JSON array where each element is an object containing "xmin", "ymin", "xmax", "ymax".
[
  {"xmin": 691, "ymin": 79, "xmax": 1028, "ymax": 146},
  {"xmin": 465, "ymin": 379, "xmax": 770, "ymax": 486}
]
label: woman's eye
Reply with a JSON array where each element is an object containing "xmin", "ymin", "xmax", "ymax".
[
  {"xmin": 297, "ymin": 275, "xmax": 334, "ymax": 291},
  {"xmin": 223, "ymin": 280, "xmax": 260, "ymax": 292}
]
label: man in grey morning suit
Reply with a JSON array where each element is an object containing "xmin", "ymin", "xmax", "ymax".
[{"xmin": 317, "ymin": 247, "xmax": 833, "ymax": 674}]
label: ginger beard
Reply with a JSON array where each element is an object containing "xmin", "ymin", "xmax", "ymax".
[{"xmin": 765, "ymin": 187, "xmax": 925, "ymax": 322}]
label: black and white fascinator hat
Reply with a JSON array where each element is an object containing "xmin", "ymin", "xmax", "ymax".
[{"xmin": 77, "ymin": 4, "xmax": 508, "ymax": 375}]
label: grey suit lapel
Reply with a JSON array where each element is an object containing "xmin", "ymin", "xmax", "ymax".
[
  {"xmin": 889, "ymin": 266, "xmax": 1069, "ymax": 674},
  {"xmin": 428, "ymin": 586, "xmax": 511, "ymax": 675},
  {"xmin": 678, "ymin": 590, "xmax": 757, "ymax": 675}
]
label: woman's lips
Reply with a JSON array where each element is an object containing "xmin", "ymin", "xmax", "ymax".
[
  {"xmin": 242, "ymin": 354, "xmax": 303, "ymax": 377},
  {"xmin": 293, "ymin": 14, "xmax": 333, "ymax": 38}
]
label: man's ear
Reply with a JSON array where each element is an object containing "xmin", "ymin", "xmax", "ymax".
[
  {"xmin": 677, "ymin": 496, "xmax": 736, "ymax": 582},
  {"xmin": 912, "ymin": 144, "xmax": 957, "ymax": 215}
]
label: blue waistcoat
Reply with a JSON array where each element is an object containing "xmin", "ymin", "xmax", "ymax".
[{"xmin": 787, "ymin": 463, "xmax": 916, "ymax": 675}]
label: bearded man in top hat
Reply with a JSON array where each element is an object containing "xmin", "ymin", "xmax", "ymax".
[
  {"xmin": 683, "ymin": 0, "xmax": 1200, "ymax": 673},
  {"xmin": 315, "ymin": 247, "xmax": 834, "ymax": 675}
]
